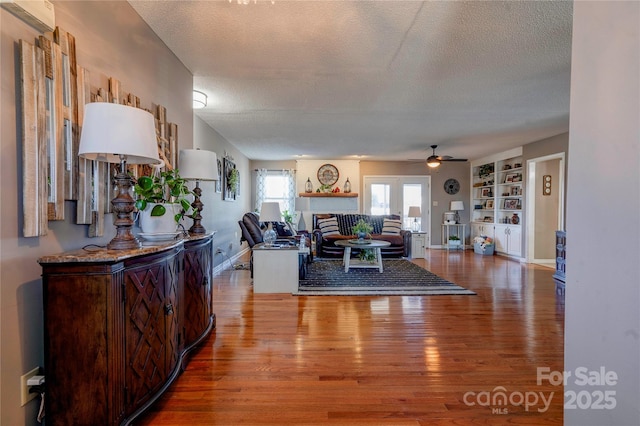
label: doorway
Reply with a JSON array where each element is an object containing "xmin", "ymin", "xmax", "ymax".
[
  {"xmin": 363, "ymin": 176, "xmax": 431, "ymax": 246},
  {"xmin": 526, "ymin": 153, "xmax": 565, "ymax": 265}
]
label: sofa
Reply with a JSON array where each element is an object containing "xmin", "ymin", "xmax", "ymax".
[{"xmin": 312, "ymin": 213, "xmax": 411, "ymax": 258}]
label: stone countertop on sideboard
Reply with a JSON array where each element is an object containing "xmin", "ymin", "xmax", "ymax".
[{"xmin": 38, "ymin": 231, "xmax": 216, "ymax": 264}]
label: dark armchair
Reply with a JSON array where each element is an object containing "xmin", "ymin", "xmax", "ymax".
[{"xmin": 238, "ymin": 212, "xmax": 299, "ymax": 277}]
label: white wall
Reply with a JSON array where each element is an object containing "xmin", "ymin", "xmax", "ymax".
[{"xmin": 565, "ymin": 2, "xmax": 639, "ymax": 425}]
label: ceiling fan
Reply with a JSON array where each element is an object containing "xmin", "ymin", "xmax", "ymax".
[{"xmin": 426, "ymin": 145, "xmax": 468, "ymax": 168}]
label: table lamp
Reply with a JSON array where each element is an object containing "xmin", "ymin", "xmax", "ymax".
[
  {"xmin": 178, "ymin": 149, "xmax": 219, "ymax": 235},
  {"xmin": 408, "ymin": 206, "xmax": 421, "ymax": 231},
  {"xmin": 450, "ymin": 201, "xmax": 465, "ymax": 223},
  {"xmin": 294, "ymin": 197, "xmax": 311, "ymax": 232},
  {"xmin": 79, "ymin": 103, "xmax": 161, "ymax": 250},
  {"xmin": 259, "ymin": 202, "xmax": 281, "ymax": 246}
]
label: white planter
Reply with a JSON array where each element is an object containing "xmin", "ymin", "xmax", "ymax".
[
  {"xmin": 448, "ymin": 240, "xmax": 462, "ymax": 246},
  {"xmin": 138, "ymin": 203, "xmax": 179, "ymax": 234}
]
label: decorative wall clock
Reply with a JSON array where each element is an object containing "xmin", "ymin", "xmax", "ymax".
[
  {"xmin": 317, "ymin": 164, "xmax": 339, "ymax": 186},
  {"xmin": 444, "ymin": 178, "xmax": 460, "ymax": 195}
]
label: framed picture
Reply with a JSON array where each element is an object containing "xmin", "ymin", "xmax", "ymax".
[
  {"xmin": 215, "ymin": 158, "xmax": 222, "ymax": 193},
  {"xmin": 504, "ymin": 198, "xmax": 519, "ymax": 209},
  {"xmin": 223, "ymin": 157, "xmax": 238, "ymax": 201},
  {"xmin": 485, "ymin": 199, "xmax": 494, "ymax": 209},
  {"xmin": 481, "ymin": 187, "xmax": 491, "ymax": 197},
  {"xmin": 510, "ymin": 186, "xmax": 520, "ymax": 196},
  {"xmin": 505, "ymin": 173, "xmax": 517, "ymax": 183}
]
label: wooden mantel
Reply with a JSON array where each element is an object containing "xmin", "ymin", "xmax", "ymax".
[{"xmin": 299, "ymin": 192, "xmax": 358, "ymax": 198}]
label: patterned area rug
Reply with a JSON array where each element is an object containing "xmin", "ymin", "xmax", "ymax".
[{"xmin": 296, "ymin": 259, "xmax": 476, "ymax": 296}]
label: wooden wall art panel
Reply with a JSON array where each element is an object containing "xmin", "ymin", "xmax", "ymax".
[{"xmin": 19, "ymin": 27, "xmax": 179, "ymax": 238}]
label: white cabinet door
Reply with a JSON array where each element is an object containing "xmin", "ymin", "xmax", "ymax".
[
  {"xmin": 506, "ymin": 226, "xmax": 522, "ymax": 257},
  {"xmin": 411, "ymin": 232, "xmax": 426, "ymax": 259},
  {"xmin": 493, "ymin": 224, "xmax": 521, "ymax": 257},
  {"xmin": 494, "ymin": 224, "xmax": 508, "ymax": 253}
]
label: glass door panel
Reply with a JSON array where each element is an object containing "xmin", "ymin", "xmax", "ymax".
[
  {"xmin": 363, "ymin": 176, "xmax": 431, "ymax": 246},
  {"xmin": 403, "ymin": 183, "xmax": 423, "ymax": 230},
  {"xmin": 370, "ymin": 183, "xmax": 391, "ymax": 215}
]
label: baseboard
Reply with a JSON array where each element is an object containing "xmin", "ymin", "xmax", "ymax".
[{"xmin": 213, "ymin": 247, "xmax": 250, "ymax": 276}]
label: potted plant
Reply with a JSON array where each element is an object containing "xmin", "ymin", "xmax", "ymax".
[
  {"xmin": 358, "ymin": 248, "xmax": 377, "ymax": 263},
  {"xmin": 134, "ymin": 168, "xmax": 193, "ymax": 234},
  {"xmin": 448, "ymin": 235, "xmax": 462, "ymax": 246},
  {"xmin": 352, "ymin": 219, "xmax": 373, "ymax": 240}
]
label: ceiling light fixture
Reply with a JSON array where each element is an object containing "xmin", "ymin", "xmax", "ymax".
[
  {"xmin": 193, "ymin": 90, "xmax": 207, "ymax": 109},
  {"xmin": 426, "ymin": 156, "xmax": 441, "ymax": 168}
]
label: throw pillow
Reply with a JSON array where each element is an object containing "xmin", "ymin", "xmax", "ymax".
[
  {"xmin": 317, "ymin": 217, "xmax": 340, "ymax": 236},
  {"xmin": 274, "ymin": 222, "xmax": 293, "ymax": 237},
  {"xmin": 381, "ymin": 218, "xmax": 402, "ymax": 235}
]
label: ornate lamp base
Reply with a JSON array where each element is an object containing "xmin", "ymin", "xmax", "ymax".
[
  {"xmin": 108, "ymin": 164, "xmax": 141, "ymax": 250},
  {"xmin": 188, "ymin": 180, "xmax": 207, "ymax": 235}
]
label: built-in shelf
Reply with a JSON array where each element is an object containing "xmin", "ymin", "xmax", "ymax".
[{"xmin": 298, "ymin": 192, "xmax": 358, "ymax": 198}]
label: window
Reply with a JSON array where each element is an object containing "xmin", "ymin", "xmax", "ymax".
[{"xmin": 256, "ymin": 169, "xmax": 296, "ymax": 215}]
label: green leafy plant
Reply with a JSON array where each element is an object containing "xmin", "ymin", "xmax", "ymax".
[
  {"xmin": 134, "ymin": 168, "xmax": 193, "ymax": 223},
  {"xmin": 282, "ymin": 210, "xmax": 294, "ymax": 224},
  {"xmin": 358, "ymin": 248, "xmax": 376, "ymax": 262},
  {"xmin": 227, "ymin": 168, "xmax": 239, "ymax": 192},
  {"xmin": 352, "ymin": 218, "xmax": 373, "ymax": 236},
  {"xmin": 448, "ymin": 235, "xmax": 461, "ymax": 241},
  {"xmin": 319, "ymin": 183, "xmax": 333, "ymax": 192}
]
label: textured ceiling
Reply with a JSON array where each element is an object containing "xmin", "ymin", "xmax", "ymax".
[{"xmin": 128, "ymin": 0, "xmax": 573, "ymax": 161}]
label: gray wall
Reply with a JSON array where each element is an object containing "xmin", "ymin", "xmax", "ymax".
[
  {"xmin": 565, "ymin": 2, "xmax": 639, "ymax": 425},
  {"xmin": 360, "ymin": 161, "xmax": 471, "ymax": 244},
  {"xmin": 0, "ymin": 2, "xmax": 192, "ymax": 424},
  {"xmin": 194, "ymin": 116, "xmax": 251, "ymax": 265}
]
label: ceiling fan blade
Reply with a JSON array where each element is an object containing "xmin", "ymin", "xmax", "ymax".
[{"xmin": 441, "ymin": 158, "xmax": 468, "ymax": 162}]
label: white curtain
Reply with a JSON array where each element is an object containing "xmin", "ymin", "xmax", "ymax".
[
  {"xmin": 282, "ymin": 169, "xmax": 296, "ymax": 214},
  {"xmin": 255, "ymin": 169, "xmax": 296, "ymax": 214},
  {"xmin": 255, "ymin": 168, "xmax": 268, "ymax": 212}
]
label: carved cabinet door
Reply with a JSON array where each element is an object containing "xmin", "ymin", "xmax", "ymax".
[
  {"xmin": 183, "ymin": 238, "xmax": 213, "ymax": 348},
  {"xmin": 123, "ymin": 248, "xmax": 183, "ymax": 416}
]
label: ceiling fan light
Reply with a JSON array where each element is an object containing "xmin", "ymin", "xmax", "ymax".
[{"xmin": 426, "ymin": 156, "xmax": 441, "ymax": 168}]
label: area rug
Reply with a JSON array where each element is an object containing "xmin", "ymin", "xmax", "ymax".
[{"xmin": 296, "ymin": 259, "xmax": 476, "ymax": 296}]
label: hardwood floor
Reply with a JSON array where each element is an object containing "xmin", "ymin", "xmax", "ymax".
[{"xmin": 136, "ymin": 249, "xmax": 564, "ymax": 425}]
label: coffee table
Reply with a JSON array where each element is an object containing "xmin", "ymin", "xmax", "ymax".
[{"xmin": 334, "ymin": 239, "xmax": 391, "ymax": 273}]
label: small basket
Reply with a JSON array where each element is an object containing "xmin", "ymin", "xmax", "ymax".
[{"xmin": 474, "ymin": 242, "xmax": 494, "ymax": 255}]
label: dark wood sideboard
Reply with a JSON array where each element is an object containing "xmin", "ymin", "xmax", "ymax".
[
  {"xmin": 38, "ymin": 233, "xmax": 215, "ymax": 425},
  {"xmin": 553, "ymin": 230, "xmax": 566, "ymax": 295}
]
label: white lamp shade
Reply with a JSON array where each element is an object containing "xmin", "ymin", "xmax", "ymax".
[
  {"xmin": 259, "ymin": 202, "xmax": 282, "ymax": 222},
  {"xmin": 408, "ymin": 206, "xmax": 421, "ymax": 217},
  {"xmin": 178, "ymin": 149, "xmax": 219, "ymax": 180},
  {"xmin": 450, "ymin": 201, "xmax": 465, "ymax": 211},
  {"xmin": 78, "ymin": 103, "xmax": 160, "ymax": 165},
  {"xmin": 294, "ymin": 197, "xmax": 310, "ymax": 211}
]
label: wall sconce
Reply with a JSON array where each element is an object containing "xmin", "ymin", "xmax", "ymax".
[
  {"xmin": 78, "ymin": 103, "xmax": 161, "ymax": 250},
  {"xmin": 178, "ymin": 149, "xmax": 219, "ymax": 235},
  {"xmin": 193, "ymin": 90, "xmax": 207, "ymax": 109}
]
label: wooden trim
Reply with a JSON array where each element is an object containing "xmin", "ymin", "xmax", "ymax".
[{"xmin": 298, "ymin": 192, "xmax": 358, "ymax": 198}]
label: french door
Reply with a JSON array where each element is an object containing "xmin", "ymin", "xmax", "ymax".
[{"xmin": 363, "ymin": 176, "xmax": 431, "ymax": 246}]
